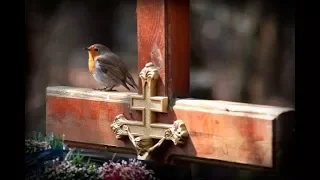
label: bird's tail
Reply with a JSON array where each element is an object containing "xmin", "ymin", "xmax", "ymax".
[{"xmin": 126, "ymin": 73, "xmax": 138, "ymax": 90}]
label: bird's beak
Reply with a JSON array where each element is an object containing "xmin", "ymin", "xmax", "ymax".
[{"xmin": 83, "ymin": 47, "xmax": 89, "ymax": 51}]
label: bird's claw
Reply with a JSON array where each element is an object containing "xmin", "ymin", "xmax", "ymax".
[
  {"xmin": 94, "ymin": 87, "xmax": 105, "ymax": 91},
  {"xmin": 94, "ymin": 87, "xmax": 117, "ymax": 92}
]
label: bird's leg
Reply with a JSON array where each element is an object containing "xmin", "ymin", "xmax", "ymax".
[
  {"xmin": 105, "ymin": 86, "xmax": 117, "ymax": 92},
  {"xmin": 103, "ymin": 86, "xmax": 117, "ymax": 91},
  {"xmin": 94, "ymin": 87, "xmax": 108, "ymax": 91},
  {"xmin": 94, "ymin": 86, "xmax": 117, "ymax": 92}
]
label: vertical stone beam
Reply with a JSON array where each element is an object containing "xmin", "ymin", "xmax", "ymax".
[{"xmin": 136, "ymin": 0, "xmax": 190, "ymax": 100}]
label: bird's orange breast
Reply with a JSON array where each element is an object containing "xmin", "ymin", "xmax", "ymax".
[{"xmin": 88, "ymin": 51, "xmax": 99, "ymax": 74}]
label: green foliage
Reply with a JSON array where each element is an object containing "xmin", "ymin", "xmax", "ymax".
[
  {"xmin": 43, "ymin": 158, "xmax": 100, "ymax": 180},
  {"xmin": 25, "ymin": 131, "xmax": 65, "ymax": 154},
  {"xmin": 71, "ymin": 150, "xmax": 85, "ymax": 166},
  {"xmin": 26, "ymin": 132, "xmax": 156, "ymax": 180},
  {"xmin": 33, "ymin": 131, "xmax": 45, "ymax": 141},
  {"xmin": 47, "ymin": 133, "xmax": 64, "ymax": 150}
]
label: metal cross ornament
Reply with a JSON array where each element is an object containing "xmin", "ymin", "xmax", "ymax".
[{"xmin": 110, "ymin": 62, "xmax": 189, "ymax": 160}]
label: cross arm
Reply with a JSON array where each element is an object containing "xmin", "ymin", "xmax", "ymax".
[
  {"xmin": 46, "ymin": 86, "xmax": 138, "ymax": 148},
  {"xmin": 46, "ymin": 86, "xmax": 172, "ymax": 145},
  {"xmin": 112, "ymin": 114, "xmax": 171, "ymax": 139},
  {"xmin": 130, "ymin": 95, "xmax": 168, "ymax": 113},
  {"xmin": 46, "ymin": 86, "xmax": 295, "ymax": 168},
  {"xmin": 166, "ymin": 99, "xmax": 295, "ymax": 169},
  {"xmin": 149, "ymin": 96, "xmax": 168, "ymax": 112}
]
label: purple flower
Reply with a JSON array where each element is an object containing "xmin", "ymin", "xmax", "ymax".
[
  {"xmin": 41, "ymin": 154, "xmax": 156, "ymax": 179},
  {"xmin": 98, "ymin": 159, "xmax": 155, "ymax": 180}
]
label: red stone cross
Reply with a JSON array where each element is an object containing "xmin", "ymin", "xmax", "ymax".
[{"xmin": 46, "ymin": 0, "xmax": 295, "ymax": 170}]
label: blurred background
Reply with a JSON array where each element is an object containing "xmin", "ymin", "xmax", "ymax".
[
  {"xmin": 25, "ymin": 0, "xmax": 295, "ymax": 143},
  {"xmin": 25, "ymin": 0, "xmax": 295, "ymax": 178}
]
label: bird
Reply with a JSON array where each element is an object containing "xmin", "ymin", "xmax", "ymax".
[{"xmin": 83, "ymin": 43, "xmax": 138, "ymax": 91}]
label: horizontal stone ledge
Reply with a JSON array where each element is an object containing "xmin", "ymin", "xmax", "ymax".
[
  {"xmin": 46, "ymin": 86, "xmax": 295, "ymax": 168},
  {"xmin": 47, "ymin": 86, "xmax": 136, "ymax": 103},
  {"xmin": 47, "ymin": 86, "xmax": 293, "ymax": 119}
]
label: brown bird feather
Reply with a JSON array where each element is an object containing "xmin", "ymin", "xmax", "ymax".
[{"xmin": 85, "ymin": 44, "xmax": 138, "ymax": 91}]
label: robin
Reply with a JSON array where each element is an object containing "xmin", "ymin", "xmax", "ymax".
[{"xmin": 83, "ymin": 44, "xmax": 138, "ymax": 91}]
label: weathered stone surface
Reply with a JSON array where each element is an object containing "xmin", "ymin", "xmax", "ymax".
[{"xmin": 47, "ymin": 86, "xmax": 294, "ymax": 168}]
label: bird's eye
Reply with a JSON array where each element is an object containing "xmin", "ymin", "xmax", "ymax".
[{"xmin": 94, "ymin": 48, "xmax": 99, "ymax": 51}]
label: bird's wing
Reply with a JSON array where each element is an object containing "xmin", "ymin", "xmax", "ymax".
[
  {"xmin": 125, "ymin": 71, "xmax": 138, "ymax": 89},
  {"xmin": 96, "ymin": 53, "xmax": 138, "ymax": 89},
  {"xmin": 95, "ymin": 53, "xmax": 127, "ymax": 82}
]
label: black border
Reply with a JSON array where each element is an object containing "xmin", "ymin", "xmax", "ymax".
[
  {"xmin": 20, "ymin": 0, "xmax": 300, "ymax": 179},
  {"xmin": 5, "ymin": 0, "xmax": 26, "ymax": 178}
]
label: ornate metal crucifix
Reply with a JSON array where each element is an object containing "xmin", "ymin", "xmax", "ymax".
[{"xmin": 111, "ymin": 62, "xmax": 189, "ymax": 161}]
